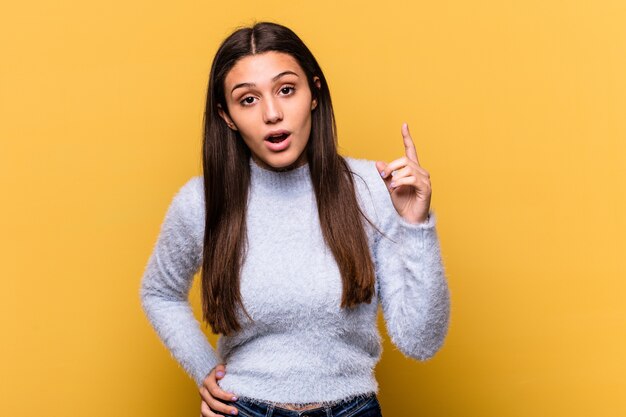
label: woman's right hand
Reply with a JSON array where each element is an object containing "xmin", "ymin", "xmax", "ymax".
[{"xmin": 199, "ymin": 363, "xmax": 239, "ymax": 416}]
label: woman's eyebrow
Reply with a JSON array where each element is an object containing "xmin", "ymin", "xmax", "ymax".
[{"xmin": 231, "ymin": 71, "xmax": 299, "ymax": 94}]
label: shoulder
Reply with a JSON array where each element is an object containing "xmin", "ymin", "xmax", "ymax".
[
  {"xmin": 343, "ymin": 155, "xmax": 388, "ymax": 195},
  {"xmin": 168, "ymin": 175, "xmax": 205, "ymax": 232},
  {"xmin": 342, "ymin": 156, "xmax": 391, "ymax": 223},
  {"xmin": 173, "ymin": 175, "xmax": 204, "ymax": 207},
  {"xmin": 343, "ymin": 155, "xmax": 376, "ymax": 175},
  {"xmin": 343, "ymin": 156, "xmax": 381, "ymax": 189}
]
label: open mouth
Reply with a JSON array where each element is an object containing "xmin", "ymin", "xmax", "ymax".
[{"xmin": 266, "ymin": 133, "xmax": 290, "ymax": 143}]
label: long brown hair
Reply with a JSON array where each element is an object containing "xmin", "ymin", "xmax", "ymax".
[{"xmin": 201, "ymin": 22, "xmax": 379, "ymax": 336}]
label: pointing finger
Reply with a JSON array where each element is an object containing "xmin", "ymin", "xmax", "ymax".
[{"xmin": 401, "ymin": 122, "xmax": 420, "ymax": 166}]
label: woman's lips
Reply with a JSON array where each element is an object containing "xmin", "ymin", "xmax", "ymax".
[
  {"xmin": 264, "ymin": 129, "xmax": 291, "ymax": 141},
  {"xmin": 264, "ymin": 133, "xmax": 291, "ymax": 151}
]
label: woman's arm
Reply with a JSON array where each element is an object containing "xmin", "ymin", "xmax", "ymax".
[
  {"xmin": 372, "ymin": 202, "xmax": 451, "ymax": 361},
  {"xmin": 139, "ymin": 176, "xmax": 219, "ymax": 387},
  {"xmin": 365, "ymin": 123, "xmax": 451, "ymax": 361}
]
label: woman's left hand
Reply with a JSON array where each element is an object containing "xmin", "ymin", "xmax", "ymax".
[{"xmin": 375, "ymin": 123, "xmax": 432, "ymax": 224}]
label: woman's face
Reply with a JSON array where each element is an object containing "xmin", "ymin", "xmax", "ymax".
[{"xmin": 218, "ymin": 51, "xmax": 320, "ymax": 171}]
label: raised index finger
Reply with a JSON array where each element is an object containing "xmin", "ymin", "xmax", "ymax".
[{"xmin": 401, "ymin": 122, "xmax": 421, "ymax": 166}]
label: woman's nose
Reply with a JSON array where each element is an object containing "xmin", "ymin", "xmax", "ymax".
[{"xmin": 262, "ymin": 97, "xmax": 283, "ymax": 124}]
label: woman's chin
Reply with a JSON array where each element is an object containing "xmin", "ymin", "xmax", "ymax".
[{"xmin": 253, "ymin": 151, "xmax": 307, "ymax": 172}]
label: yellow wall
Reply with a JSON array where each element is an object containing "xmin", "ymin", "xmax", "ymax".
[{"xmin": 1, "ymin": 1, "xmax": 624, "ymax": 416}]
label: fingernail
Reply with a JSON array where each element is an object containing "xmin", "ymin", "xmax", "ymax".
[
  {"xmin": 230, "ymin": 410, "xmax": 237, "ymax": 415},
  {"xmin": 216, "ymin": 371, "xmax": 224, "ymax": 377},
  {"xmin": 390, "ymin": 181, "xmax": 396, "ymax": 188},
  {"xmin": 380, "ymin": 171, "xmax": 386, "ymax": 178},
  {"xmin": 231, "ymin": 396, "xmax": 238, "ymax": 401}
]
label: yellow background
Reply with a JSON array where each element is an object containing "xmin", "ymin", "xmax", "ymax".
[{"xmin": 1, "ymin": 0, "xmax": 624, "ymax": 416}]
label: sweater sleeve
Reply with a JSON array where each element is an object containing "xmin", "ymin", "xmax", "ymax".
[
  {"xmin": 367, "ymin": 163, "xmax": 451, "ymax": 361},
  {"xmin": 139, "ymin": 177, "xmax": 219, "ymax": 387}
]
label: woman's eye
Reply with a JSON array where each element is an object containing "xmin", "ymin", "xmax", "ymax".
[
  {"xmin": 240, "ymin": 96, "xmax": 256, "ymax": 106},
  {"xmin": 239, "ymin": 87, "xmax": 293, "ymax": 106}
]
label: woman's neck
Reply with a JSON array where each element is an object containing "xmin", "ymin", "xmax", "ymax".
[{"xmin": 249, "ymin": 154, "xmax": 311, "ymax": 192}]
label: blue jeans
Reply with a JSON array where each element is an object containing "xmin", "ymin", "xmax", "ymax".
[{"xmin": 220, "ymin": 393, "xmax": 383, "ymax": 417}]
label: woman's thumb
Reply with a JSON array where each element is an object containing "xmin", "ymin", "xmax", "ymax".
[
  {"xmin": 215, "ymin": 363, "xmax": 226, "ymax": 379},
  {"xmin": 375, "ymin": 161, "xmax": 392, "ymax": 187}
]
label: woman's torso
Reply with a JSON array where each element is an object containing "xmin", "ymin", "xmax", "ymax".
[{"xmin": 214, "ymin": 157, "xmax": 384, "ymax": 404}]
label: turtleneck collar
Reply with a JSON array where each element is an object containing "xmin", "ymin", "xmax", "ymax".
[{"xmin": 249, "ymin": 156, "xmax": 312, "ymax": 192}]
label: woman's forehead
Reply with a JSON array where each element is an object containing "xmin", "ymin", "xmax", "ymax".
[{"xmin": 225, "ymin": 52, "xmax": 305, "ymax": 85}]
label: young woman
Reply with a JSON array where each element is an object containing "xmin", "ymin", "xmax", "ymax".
[{"xmin": 140, "ymin": 21, "xmax": 451, "ymax": 417}]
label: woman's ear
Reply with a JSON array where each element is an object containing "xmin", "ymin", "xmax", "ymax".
[
  {"xmin": 311, "ymin": 76, "xmax": 322, "ymax": 110},
  {"xmin": 217, "ymin": 103, "xmax": 238, "ymax": 131},
  {"xmin": 313, "ymin": 76, "xmax": 321, "ymax": 90}
]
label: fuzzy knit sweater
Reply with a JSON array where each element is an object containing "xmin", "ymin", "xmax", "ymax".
[{"xmin": 139, "ymin": 155, "xmax": 450, "ymax": 405}]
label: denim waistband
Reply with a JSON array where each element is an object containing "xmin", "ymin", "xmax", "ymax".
[{"xmin": 229, "ymin": 392, "xmax": 377, "ymax": 417}]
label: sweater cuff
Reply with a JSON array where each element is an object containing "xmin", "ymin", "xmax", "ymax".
[
  {"xmin": 395, "ymin": 210, "xmax": 437, "ymax": 230},
  {"xmin": 389, "ymin": 210, "xmax": 438, "ymax": 253},
  {"xmin": 195, "ymin": 366, "xmax": 214, "ymax": 388}
]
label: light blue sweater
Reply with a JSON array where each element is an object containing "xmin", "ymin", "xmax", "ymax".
[{"xmin": 139, "ymin": 155, "xmax": 450, "ymax": 405}]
